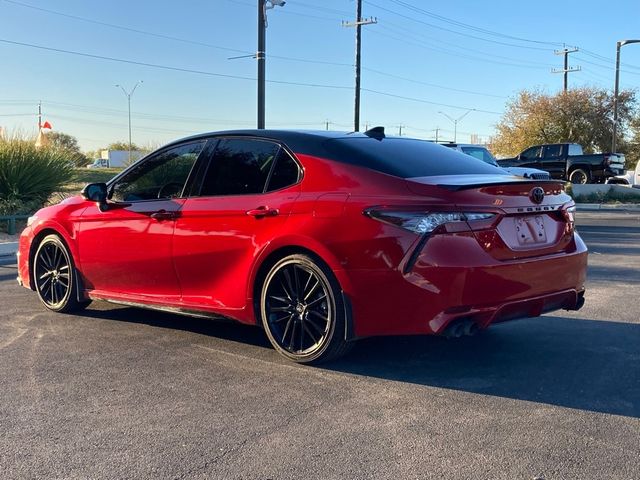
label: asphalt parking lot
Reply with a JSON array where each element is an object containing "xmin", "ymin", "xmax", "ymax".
[{"xmin": 0, "ymin": 210, "xmax": 638, "ymax": 479}]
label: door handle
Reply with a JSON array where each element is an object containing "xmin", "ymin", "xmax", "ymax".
[
  {"xmin": 150, "ymin": 210, "xmax": 178, "ymax": 221},
  {"xmin": 246, "ymin": 206, "xmax": 279, "ymax": 218}
]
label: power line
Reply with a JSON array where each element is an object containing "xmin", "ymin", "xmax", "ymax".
[
  {"xmin": 364, "ymin": 0, "xmax": 555, "ymax": 51},
  {"xmin": 375, "ymin": 23, "xmax": 555, "ymax": 68},
  {"xmin": 361, "ymin": 89, "xmax": 502, "ymax": 115},
  {"xmin": 384, "ymin": 0, "xmax": 564, "ymax": 47},
  {"xmin": 362, "ymin": 67, "xmax": 507, "ymax": 99},
  {"xmin": 0, "ymin": 38, "xmax": 499, "ymax": 114},
  {"xmin": 3, "ymin": 0, "xmax": 524, "ymax": 98},
  {"xmin": 0, "ymin": 38, "xmax": 354, "ymax": 89},
  {"xmin": 368, "ymin": 29, "xmax": 550, "ymax": 69}
]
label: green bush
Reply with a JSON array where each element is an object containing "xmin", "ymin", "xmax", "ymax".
[{"xmin": 0, "ymin": 138, "xmax": 74, "ymax": 212}]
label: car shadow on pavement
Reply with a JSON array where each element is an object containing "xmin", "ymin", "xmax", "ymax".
[
  {"xmin": 325, "ymin": 316, "xmax": 640, "ymax": 419},
  {"xmin": 81, "ymin": 304, "xmax": 273, "ymax": 349},
  {"xmin": 81, "ymin": 303, "xmax": 639, "ymax": 419}
]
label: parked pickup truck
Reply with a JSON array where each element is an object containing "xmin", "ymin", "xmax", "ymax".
[
  {"xmin": 497, "ymin": 143, "xmax": 626, "ymax": 184},
  {"xmin": 441, "ymin": 143, "xmax": 550, "ymax": 179}
]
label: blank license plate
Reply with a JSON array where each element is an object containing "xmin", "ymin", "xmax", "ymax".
[{"xmin": 515, "ymin": 216, "xmax": 547, "ymax": 245}]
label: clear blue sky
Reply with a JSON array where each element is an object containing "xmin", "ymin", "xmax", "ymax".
[{"xmin": 1, "ymin": 0, "xmax": 639, "ymax": 151}]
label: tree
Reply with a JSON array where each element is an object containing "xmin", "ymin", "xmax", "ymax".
[
  {"xmin": 108, "ymin": 141, "xmax": 141, "ymax": 151},
  {"xmin": 492, "ymin": 87, "xmax": 638, "ymax": 157},
  {"xmin": 624, "ymin": 115, "xmax": 640, "ymax": 170},
  {"xmin": 47, "ymin": 131, "xmax": 89, "ymax": 167}
]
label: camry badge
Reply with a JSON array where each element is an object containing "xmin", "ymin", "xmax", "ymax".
[{"xmin": 530, "ymin": 187, "xmax": 545, "ymax": 204}]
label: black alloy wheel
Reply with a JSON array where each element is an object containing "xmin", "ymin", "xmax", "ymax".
[
  {"xmin": 33, "ymin": 234, "xmax": 89, "ymax": 312},
  {"xmin": 260, "ymin": 254, "xmax": 351, "ymax": 364},
  {"xmin": 569, "ymin": 168, "xmax": 590, "ymax": 184}
]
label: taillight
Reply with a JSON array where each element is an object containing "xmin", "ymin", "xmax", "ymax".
[
  {"xmin": 364, "ymin": 209, "xmax": 495, "ymax": 235},
  {"xmin": 561, "ymin": 205, "xmax": 576, "ymax": 234}
]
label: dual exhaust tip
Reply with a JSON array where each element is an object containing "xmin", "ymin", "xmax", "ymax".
[{"xmin": 442, "ymin": 318, "xmax": 479, "ymax": 339}]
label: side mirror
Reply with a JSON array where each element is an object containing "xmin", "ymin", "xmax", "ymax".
[{"xmin": 81, "ymin": 183, "xmax": 109, "ymax": 212}]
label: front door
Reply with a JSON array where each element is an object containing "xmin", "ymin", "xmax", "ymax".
[{"xmin": 77, "ymin": 140, "xmax": 207, "ymax": 300}]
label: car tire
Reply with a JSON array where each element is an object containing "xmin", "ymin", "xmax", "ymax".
[
  {"xmin": 259, "ymin": 254, "xmax": 352, "ymax": 364},
  {"xmin": 569, "ymin": 168, "xmax": 590, "ymax": 184},
  {"xmin": 33, "ymin": 234, "xmax": 91, "ymax": 313}
]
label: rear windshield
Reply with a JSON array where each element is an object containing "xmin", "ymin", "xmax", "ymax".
[
  {"xmin": 460, "ymin": 146, "xmax": 499, "ymax": 166},
  {"xmin": 323, "ymin": 137, "xmax": 505, "ymax": 178}
]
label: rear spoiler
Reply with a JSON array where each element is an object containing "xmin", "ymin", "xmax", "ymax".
[{"xmin": 408, "ymin": 174, "xmax": 564, "ymax": 192}]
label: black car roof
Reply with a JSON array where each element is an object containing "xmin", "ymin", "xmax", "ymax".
[{"xmin": 163, "ymin": 128, "xmax": 503, "ymax": 179}]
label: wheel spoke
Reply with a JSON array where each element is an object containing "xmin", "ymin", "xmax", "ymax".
[
  {"xmin": 269, "ymin": 295, "xmax": 290, "ymax": 304},
  {"xmin": 288, "ymin": 321, "xmax": 297, "ymax": 351},
  {"xmin": 306, "ymin": 294, "xmax": 327, "ymax": 307},
  {"xmin": 269, "ymin": 306, "xmax": 291, "ymax": 313},
  {"xmin": 281, "ymin": 316, "xmax": 294, "ymax": 344},
  {"xmin": 303, "ymin": 279, "xmax": 321, "ymax": 302},
  {"xmin": 282, "ymin": 268, "xmax": 297, "ymax": 301},
  {"xmin": 302, "ymin": 321, "xmax": 319, "ymax": 345},
  {"xmin": 271, "ymin": 313, "xmax": 292, "ymax": 324},
  {"xmin": 41, "ymin": 246, "xmax": 54, "ymax": 269}
]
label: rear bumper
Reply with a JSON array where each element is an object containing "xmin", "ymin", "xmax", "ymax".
[{"xmin": 346, "ymin": 231, "xmax": 588, "ymax": 337}]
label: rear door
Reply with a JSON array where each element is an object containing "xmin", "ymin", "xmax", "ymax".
[{"xmin": 173, "ymin": 137, "xmax": 301, "ymax": 310}]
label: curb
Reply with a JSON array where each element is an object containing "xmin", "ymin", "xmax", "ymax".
[
  {"xmin": 0, "ymin": 242, "xmax": 18, "ymax": 258},
  {"xmin": 576, "ymin": 203, "xmax": 640, "ymax": 212}
]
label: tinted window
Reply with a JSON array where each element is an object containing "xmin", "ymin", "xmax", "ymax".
[
  {"xmin": 543, "ymin": 145, "xmax": 562, "ymax": 158},
  {"xmin": 568, "ymin": 144, "xmax": 583, "ymax": 156},
  {"xmin": 322, "ymin": 137, "xmax": 503, "ymax": 178},
  {"xmin": 110, "ymin": 141, "xmax": 204, "ymax": 202},
  {"xmin": 200, "ymin": 139, "xmax": 280, "ymax": 196},
  {"xmin": 460, "ymin": 146, "xmax": 499, "ymax": 166},
  {"xmin": 266, "ymin": 149, "xmax": 300, "ymax": 191},
  {"xmin": 521, "ymin": 146, "xmax": 542, "ymax": 159}
]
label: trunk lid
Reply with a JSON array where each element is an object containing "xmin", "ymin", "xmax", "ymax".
[{"xmin": 405, "ymin": 175, "xmax": 575, "ymax": 260}]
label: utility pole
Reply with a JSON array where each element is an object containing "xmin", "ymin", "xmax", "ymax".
[
  {"xmin": 342, "ymin": 1, "xmax": 376, "ymax": 132},
  {"xmin": 257, "ymin": 0, "xmax": 285, "ymax": 129},
  {"xmin": 397, "ymin": 125, "xmax": 404, "ymax": 136},
  {"xmin": 257, "ymin": 0, "xmax": 266, "ymax": 129},
  {"xmin": 552, "ymin": 46, "xmax": 580, "ymax": 92},
  {"xmin": 37, "ymin": 101, "xmax": 42, "ymax": 131},
  {"xmin": 434, "ymin": 127, "xmax": 439, "ymax": 143},
  {"xmin": 325, "ymin": 120, "xmax": 330, "ymax": 130}
]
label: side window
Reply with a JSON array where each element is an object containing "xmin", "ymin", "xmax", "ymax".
[
  {"xmin": 568, "ymin": 144, "xmax": 583, "ymax": 156},
  {"xmin": 543, "ymin": 145, "xmax": 562, "ymax": 158},
  {"xmin": 110, "ymin": 141, "xmax": 205, "ymax": 202},
  {"xmin": 266, "ymin": 149, "xmax": 301, "ymax": 192},
  {"xmin": 521, "ymin": 146, "xmax": 541, "ymax": 159},
  {"xmin": 200, "ymin": 138, "xmax": 280, "ymax": 196}
]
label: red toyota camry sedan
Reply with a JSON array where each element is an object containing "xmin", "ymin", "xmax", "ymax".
[{"xmin": 17, "ymin": 129, "xmax": 587, "ymax": 363}]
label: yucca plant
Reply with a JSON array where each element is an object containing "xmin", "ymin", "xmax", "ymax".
[{"xmin": 0, "ymin": 137, "xmax": 74, "ymax": 214}]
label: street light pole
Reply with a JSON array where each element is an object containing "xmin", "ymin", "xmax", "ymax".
[
  {"xmin": 438, "ymin": 109, "xmax": 474, "ymax": 143},
  {"xmin": 115, "ymin": 81, "xmax": 143, "ymax": 165},
  {"xmin": 612, "ymin": 39, "xmax": 640, "ymax": 153}
]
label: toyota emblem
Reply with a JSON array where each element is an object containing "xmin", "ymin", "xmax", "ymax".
[{"xmin": 530, "ymin": 187, "xmax": 545, "ymax": 204}]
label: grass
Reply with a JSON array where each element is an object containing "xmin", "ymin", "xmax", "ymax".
[{"xmin": 60, "ymin": 168, "xmax": 123, "ymax": 195}]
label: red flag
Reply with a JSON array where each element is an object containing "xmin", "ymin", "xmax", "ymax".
[{"xmin": 39, "ymin": 121, "xmax": 52, "ymax": 129}]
